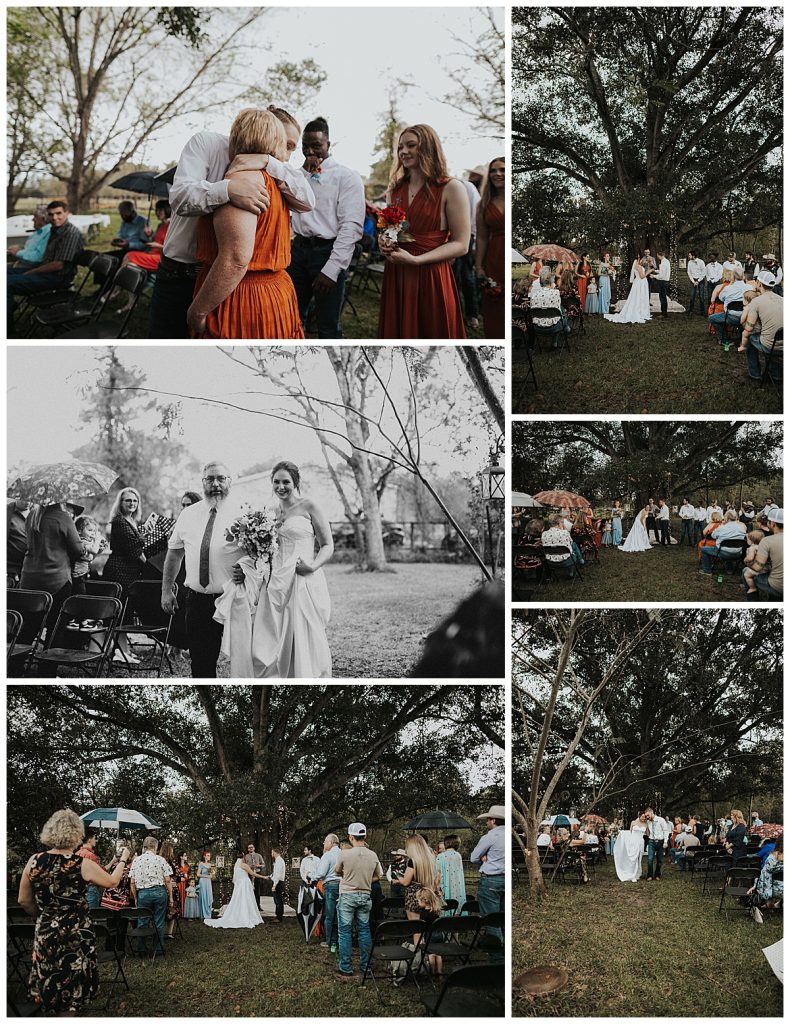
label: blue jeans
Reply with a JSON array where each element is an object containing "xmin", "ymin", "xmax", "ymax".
[
  {"xmin": 746, "ymin": 333, "xmax": 782, "ymax": 382},
  {"xmin": 86, "ymin": 883, "xmax": 102, "ymax": 909},
  {"xmin": 476, "ymin": 873, "xmax": 504, "ymax": 962},
  {"xmin": 323, "ymin": 881, "xmax": 340, "ymax": 947},
  {"xmin": 646, "ymin": 840, "xmax": 665, "ymax": 878},
  {"xmin": 7, "ymin": 267, "xmax": 72, "ymax": 332},
  {"xmin": 747, "ymin": 569, "xmax": 782, "ymax": 600},
  {"xmin": 694, "ymin": 521, "xmax": 705, "ymax": 542},
  {"xmin": 708, "ymin": 310, "xmax": 740, "ymax": 344},
  {"xmin": 137, "ymin": 885, "xmax": 168, "ymax": 953},
  {"xmin": 337, "ymin": 891, "xmax": 372, "ymax": 974},
  {"xmin": 288, "ymin": 236, "xmax": 347, "ymax": 338},
  {"xmin": 680, "ymin": 519, "xmax": 695, "ymax": 546},
  {"xmin": 687, "ymin": 281, "xmax": 706, "ymax": 314}
]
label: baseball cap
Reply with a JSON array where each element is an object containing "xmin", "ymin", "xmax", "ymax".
[
  {"xmin": 768, "ymin": 507, "xmax": 784, "ymax": 525},
  {"xmin": 348, "ymin": 822, "xmax": 366, "ymax": 837},
  {"xmin": 757, "ymin": 270, "xmax": 777, "ymax": 287}
]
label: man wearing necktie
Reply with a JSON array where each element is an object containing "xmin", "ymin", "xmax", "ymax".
[
  {"xmin": 161, "ymin": 461, "xmax": 240, "ymax": 677},
  {"xmin": 644, "ymin": 808, "xmax": 671, "ymax": 881}
]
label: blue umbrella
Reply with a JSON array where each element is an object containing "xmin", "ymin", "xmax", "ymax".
[{"xmin": 81, "ymin": 807, "xmax": 161, "ymax": 830}]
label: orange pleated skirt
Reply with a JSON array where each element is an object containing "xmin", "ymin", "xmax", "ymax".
[{"xmin": 195, "ymin": 268, "xmax": 304, "ymax": 340}]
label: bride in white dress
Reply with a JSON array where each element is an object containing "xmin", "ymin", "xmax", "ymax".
[
  {"xmin": 619, "ymin": 504, "xmax": 653, "ymax": 553},
  {"xmin": 204, "ymin": 856, "xmax": 264, "ymax": 928},
  {"xmin": 604, "ymin": 259, "xmax": 651, "ymax": 324},
  {"xmin": 247, "ymin": 461, "xmax": 333, "ymax": 678},
  {"xmin": 613, "ymin": 814, "xmax": 648, "ymax": 882}
]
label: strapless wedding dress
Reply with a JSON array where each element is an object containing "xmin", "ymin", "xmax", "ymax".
[
  {"xmin": 619, "ymin": 515, "xmax": 652, "ymax": 553},
  {"xmin": 604, "ymin": 274, "xmax": 651, "ymax": 324},
  {"xmin": 614, "ymin": 825, "xmax": 646, "ymax": 882},
  {"xmin": 204, "ymin": 859, "xmax": 262, "ymax": 928}
]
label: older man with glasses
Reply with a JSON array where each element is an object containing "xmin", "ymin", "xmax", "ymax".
[{"xmin": 161, "ymin": 461, "xmax": 240, "ymax": 677}]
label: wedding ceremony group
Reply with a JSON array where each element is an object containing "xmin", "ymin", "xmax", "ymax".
[
  {"xmin": 7, "ymin": 344, "xmax": 506, "ymax": 680},
  {"xmin": 511, "ymin": 609, "xmax": 783, "ymax": 1016},
  {"xmin": 7, "ymin": 683, "xmax": 506, "ymax": 1017},
  {"xmin": 511, "ymin": 5, "xmax": 783, "ymax": 414},
  {"xmin": 510, "ymin": 419, "xmax": 783, "ymax": 603},
  {"xmin": 7, "ymin": 6, "xmax": 505, "ymax": 341}
]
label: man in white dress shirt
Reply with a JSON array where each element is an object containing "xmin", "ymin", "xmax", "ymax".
[
  {"xmin": 678, "ymin": 498, "xmax": 695, "ymax": 547},
  {"xmin": 288, "ymin": 117, "xmax": 366, "ymax": 338},
  {"xmin": 161, "ymin": 461, "xmax": 240, "ymax": 677},
  {"xmin": 149, "ymin": 107, "xmax": 316, "ymax": 339},
  {"xmin": 644, "ymin": 809, "xmax": 671, "ymax": 881},
  {"xmin": 686, "ymin": 251, "xmax": 707, "ymax": 316},
  {"xmin": 704, "ymin": 252, "xmax": 723, "ymax": 306},
  {"xmin": 266, "ymin": 847, "xmax": 287, "ymax": 922},
  {"xmin": 694, "ymin": 502, "xmax": 707, "ymax": 542},
  {"xmin": 655, "ymin": 250, "xmax": 671, "ymax": 318},
  {"xmin": 722, "ymin": 251, "xmax": 743, "ymax": 277},
  {"xmin": 657, "ymin": 499, "xmax": 671, "ymax": 545}
]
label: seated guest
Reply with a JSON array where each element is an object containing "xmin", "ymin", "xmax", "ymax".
[
  {"xmin": 531, "ymin": 266, "xmax": 565, "ymax": 339},
  {"xmin": 709, "ymin": 270, "xmax": 749, "ymax": 343},
  {"xmin": 697, "ymin": 510, "xmax": 723, "ymax": 560},
  {"xmin": 676, "ymin": 826, "xmax": 700, "ymax": 871},
  {"xmin": 108, "ymin": 200, "xmax": 150, "ymax": 261},
  {"xmin": 536, "ymin": 828, "xmax": 552, "ymax": 849},
  {"xmin": 7, "ymin": 200, "xmax": 84, "ymax": 333},
  {"xmin": 758, "ymin": 837, "xmax": 777, "ymax": 868},
  {"xmin": 7, "ymin": 206, "xmax": 51, "ymax": 267},
  {"xmin": 742, "ymin": 507, "xmax": 783, "ymax": 600},
  {"xmin": 739, "ymin": 271, "xmax": 783, "ymax": 382},
  {"xmin": 699, "ymin": 509, "xmax": 747, "ymax": 575},
  {"xmin": 748, "ymin": 834, "xmax": 783, "ymax": 914},
  {"xmin": 124, "ymin": 200, "xmax": 170, "ymax": 273},
  {"xmin": 522, "ymin": 517, "xmax": 545, "ymax": 543},
  {"xmin": 540, "ymin": 513, "xmax": 584, "ymax": 570}
]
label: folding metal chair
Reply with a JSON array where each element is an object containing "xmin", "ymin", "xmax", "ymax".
[
  {"xmin": 6, "ymin": 589, "xmax": 53, "ymax": 675},
  {"xmin": 361, "ymin": 919, "xmax": 427, "ymax": 1001},
  {"xmin": 112, "ymin": 580, "xmax": 178, "ymax": 676},
  {"xmin": 420, "ymin": 962, "xmax": 505, "ymax": 1017},
  {"xmin": 30, "ymin": 594, "xmax": 121, "ymax": 677}
]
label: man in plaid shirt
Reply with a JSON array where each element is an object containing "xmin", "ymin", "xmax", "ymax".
[{"xmin": 7, "ymin": 200, "xmax": 84, "ymax": 332}]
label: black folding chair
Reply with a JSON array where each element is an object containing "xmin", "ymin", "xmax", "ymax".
[
  {"xmin": 56, "ymin": 265, "xmax": 148, "ymax": 339},
  {"xmin": 6, "ymin": 589, "xmax": 53, "ymax": 676},
  {"xmin": 718, "ymin": 867, "xmax": 758, "ymax": 922},
  {"xmin": 420, "ymin": 915, "xmax": 481, "ymax": 983},
  {"xmin": 30, "ymin": 254, "xmax": 117, "ymax": 335},
  {"xmin": 120, "ymin": 905, "xmax": 165, "ymax": 962},
  {"xmin": 361, "ymin": 919, "xmax": 427, "ymax": 1001},
  {"xmin": 94, "ymin": 921, "xmax": 131, "ymax": 1009},
  {"xmin": 530, "ymin": 307, "xmax": 569, "ymax": 353},
  {"xmin": 30, "ymin": 594, "xmax": 121, "ymax": 677},
  {"xmin": 83, "ymin": 579, "xmax": 124, "ymax": 600},
  {"xmin": 112, "ymin": 580, "xmax": 177, "ymax": 676},
  {"xmin": 719, "ymin": 300, "xmax": 744, "ymax": 347},
  {"xmin": 541, "ymin": 545, "xmax": 584, "ymax": 584},
  {"xmin": 420, "ymin": 962, "xmax": 505, "ymax": 1017},
  {"xmin": 7, "ymin": 609, "xmax": 23, "ymax": 665},
  {"xmin": 759, "ymin": 327, "xmax": 783, "ymax": 392},
  {"xmin": 710, "ymin": 537, "xmax": 746, "ymax": 574},
  {"xmin": 512, "ymin": 307, "xmax": 538, "ymax": 395},
  {"xmin": 459, "ymin": 899, "xmax": 479, "ymax": 916},
  {"xmin": 7, "ymin": 921, "xmax": 35, "ymax": 990},
  {"xmin": 380, "ymin": 895, "xmax": 406, "ymax": 920},
  {"xmin": 702, "ymin": 855, "xmax": 732, "ymax": 895},
  {"xmin": 468, "ymin": 911, "xmax": 505, "ymax": 957}
]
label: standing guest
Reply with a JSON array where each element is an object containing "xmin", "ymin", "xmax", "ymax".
[
  {"xmin": 470, "ymin": 804, "xmax": 505, "ymax": 960},
  {"xmin": 401, "ymin": 835, "xmax": 439, "ymax": 929},
  {"xmin": 77, "ymin": 830, "xmax": 118, "ymax": 909},
  {"xmin": 300, "ymin": 844, "xmax": 321, "ymax": 884},
  {"xmin": 386, "ymin": 848, "xmax": 408, "ymax": 898},
  {"xmin": 739, "ymin": 271, "xmax": 783, "ymax": 383},
  {"xmin": 455, "ymin": 172, "xmax": 481, "ymax": 330},
  {"xmin": 678, "ymin": 498, "xmax": 696, "ymax": 546},
  {"xmin": 334, "ymin": 823, "xmax": 381, "ymax": 979},
  {"xmin": 575, "ymin": 254, "xmax": 592, "ymax": 312},
  {"xmin": 17, "ymin": 809, "xmax": 130, "ymax": 1015},
  {"xmin": 743, "ymin": 251, "xmax": 759, "ymax": 277},
  {"xmin": 196, "ymin": 850, "xmax": 215, "ymax": 918},
  {"xmin": 761, "ymin": 254, "xmax": 783, "ymax": 295},
  {"xmin": 244, "ymin": 843, "xmax": 265, "ymax": 909},
  {"xmin": 686, "ymin": 251, "xmax": 707, "ymax": 315},
  {"xmin": 72, "ymin": 515, "xmax": 104, "ymax": 595},
  {"xmin": 436, "ymin": 834, "xmax": 467, "ymax": 913},
  {"xmin": 265, "ymin": 846, "xmax": 287, "ymax": 923},
  {"xmin": 161, "ymin": 461, "xmax": 240, "ymax": 677},
  {"xmin": 694, "ymin": 502, "xmax": 707, "ymax": 542},
  {"xmin": 7, "ymin": 206, "xmax": 51, "ymax": 267},
  {"xmin": 177, "ymin": 851, "xmax": 191, "ymax": 909},
  {"xmin": 644, "ymin": 808, "xmax": 671, "ymax": 880},
  {"xmin": 20, "ymin": 502, "xmax": 85, "ymax": 629},
  {"xmin": 611, "ymin": 500, "xmax": 623, "ymax": 546},
  {"xmin": 655, "ymin": 250, "xmax": 671, "ymax": 318},
  {"xmin": 288, "ymin": 117, "xmax": 366, "ymax": 338},
  {"xmin": 181, "ymin": 491, "xmax": 202, "ymax": 510},
  {"xmin": 7, "ymin": 498, "xmax": 29, "ymax": 587},
  {"xmin": 7, "ymin": 200, "xmax": 84, "ymax": 333},
  {"xmin": 129, "ymin": 835, "xmax": 174, "ymax": 953},
  {"xmin": 103, "ymin": 486, "xmax": 147, "ymax": 665},
  {"xmin": 124, "ymin": 200, "xmax": 170, "ymax": 273},
  {"xmin": 598, "ymin": 253, "xmax": 615, "ymax": 314},
  {"xmin": 722, "ymin": 251, "xmax": 743, "ymax": 277},
  {"xmin": 724, "ymin": 809, "xmax": 748, "ymax": 863},
  {"xmin": 474, "ymin": 156, "xmax": 505, "ymax": 338},
  {"xmin": 706, "ymin": 499, "xmax": 723, "ymax": 523},
  {"xmin": 378, "ymin": 124, "xmax": 470, "ymax": 339},
  {"xmin": 159, "ymin": 840, "xmax": 181, "ymax": 939},
  {"xmin": 705, "ymin": 253, "xmax": 723, "ymax": 306},
  {"xmin": 316, "ymin": 832, "xmax": 341, "ymax": 950}
]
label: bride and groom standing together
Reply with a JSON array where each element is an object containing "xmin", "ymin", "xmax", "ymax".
[
  {"xmin": 619, "ymin": 499, "xmax": 671, "ymax": 553},
  {"xmin": 604, "ymin": 248, "xmax": 671, "ymax": 324},
  {"xmin": 613, "ymin": 809, "xmax": 671, "ymax": 882},
  {"xmin": 161, "ymin": 460, "xmax": 333, "ymax": 679}
]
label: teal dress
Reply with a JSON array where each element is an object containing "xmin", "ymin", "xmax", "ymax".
[
  {"xmin": 598, "ymin": 266, "xmax": 613, "ymax": 314},
  {"xmin": 436, "ymin": 849, "xmax": 467, "ymax": 914},
  {"xmin": 197, "ymin": 862, "xmax": 214, "ymax": 918}
]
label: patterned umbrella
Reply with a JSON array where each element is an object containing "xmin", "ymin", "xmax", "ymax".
[
  {"xmin": 9, "ymin": 460, "xmax": 118, "ymax": 505},
  {"xmin": 751, "ymin": 823, "xmax": 783, "ymax": 839},
  {"xmin": 580, "ymin": 814, "xmax": 608, "ymax": 824},
  {"xmin": 534, "ymin": 490, "xmax": 591, "ymax": 510},
  {"xmin": 523, "ymin": 244, "xmax": 580, "ymax": 264}
]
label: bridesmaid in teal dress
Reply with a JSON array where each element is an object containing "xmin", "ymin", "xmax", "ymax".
[
  {"xmin": 598, "ymin": 253, "xmax": 614, "ymax": 314},
  {"xmin": 611, "ymin": 501, "xmax": 623, "ymax": 546},
  {"xmin": 197, "ymin": 851, "xmax": 214, "ymax": 918}
]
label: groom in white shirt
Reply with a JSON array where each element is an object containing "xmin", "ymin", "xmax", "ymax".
[
  {"xmin": 655, "ymin": 250, "xmax": 671, "ymax": 318},
  {"xmin": 289, "ymin": 117, "xmax": 366, "ymax": 338},
  {"xmin": 644, "ymin": 808, "xmax": 671, "ymax": 880}
]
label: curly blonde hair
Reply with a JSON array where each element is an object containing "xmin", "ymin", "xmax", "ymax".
[{"xmin": 40, "ymin": 809, "xmax": 85, "ymax": 850}]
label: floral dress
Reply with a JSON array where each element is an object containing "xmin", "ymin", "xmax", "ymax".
[{"xmin": 27, "ymin": 851, "xmax": 99, "ymax": 1013}]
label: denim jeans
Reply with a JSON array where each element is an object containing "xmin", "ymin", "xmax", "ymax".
[
  {"xmin": 288, "ymin": 237, "xmax": 347, "ymax": 338},
  {"xmin": 137, "ymin": 885, "xmax": 168, "ymax": 953},
  {"xmin": 687, "ymin": 281, "xmax": 706, "ymax": 314},
  {"xmin": 701, "ymin": 546, "xmax": 742, "ymax": 574},
  {"xmin": 708, "ymin": 310, "xmax": 741, "ymax": 344},
  {"xmin": 476, "ymin": 872, "xmax": 505, "ymax": 962},
  {"xmin": 323, "ymin": 881, "xmax": 340, "ymax": 947},
  {"xmin": 694, "ymin": 521, "xmax": 705, "ymax": 542},
  {"xmin": 7, "ymin": 267, "xmax": 72, "ymax": 333},
  {"xmin": 680, "ymin": 519, "xmax": 695, "ymax": 546},
  {"xmin": 337, "ymin": 891, "xmax": 372, "ymax": 974},
  {"xmin": 749, "ymin": 570, "xmax": 782, "ymax": 600},
  {"xmin": 746, "ymin": 333, "xmax": 782, "ymax": 382},
  {"xmin": 646, "ymin": 840, "xmax": 665, "ymax": 878},
  {"xmin": 86, "ymin": 883, "xmax": 103, "ymax": 909}
]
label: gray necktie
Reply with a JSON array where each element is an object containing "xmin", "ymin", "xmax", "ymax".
[{"xmin": 199, "ymin": 507, "xmax": 217, "ymax": 588}]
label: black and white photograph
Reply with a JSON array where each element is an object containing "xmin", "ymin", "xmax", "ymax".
[
  {"xmin": 511, "ymin": 5, "xmax": 783, "ymax": 414},
  {"xmin": 7, "ymin": 5, "xmax": 505, "ymax": 341},
  {"xmin": 7, "ymin": 344, "xmax": 506, "ymax": 680}
]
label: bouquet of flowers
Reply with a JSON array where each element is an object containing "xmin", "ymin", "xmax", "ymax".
[
  {"xmin": 225, "ymin": 505, "xmax": 279, "ymax": 572},
  {"xmin": 376, "ymin": 204, "xmax": 414, "ymax": 245},
  {"xmin": 480, "ymin": 276, "xmax": 503, "ymax": 297}
]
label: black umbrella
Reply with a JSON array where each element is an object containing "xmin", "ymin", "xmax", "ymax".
[
  {"xmin": 109, "ymin": 171, "xmax": 170, "ymax": 199},
  {"xmin": 155, "ymin": 166, "xmax": 177, "ymax": 187},
  {"xmin": 403, "ymin": 810, "xmax": 473, "ymax": 831},
  {"xmin": 296, "ymin": 883, "xmax": 322, "ymax": 942}
]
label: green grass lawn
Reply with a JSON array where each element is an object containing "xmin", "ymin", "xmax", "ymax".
[
  {"xmin": 512, "ymin": 279, "xmax": 782, "ymax": 414},
  {"xmin": 512, "ymin": 860, "xmax": 783, "ymax": 1017},
  {"xmin": 16, "ymin": 210, "xmax": 482, "ymax": 341},
  {"xmin": 512, "ymin": 531, "xmax": 773, "ymax": 603}
]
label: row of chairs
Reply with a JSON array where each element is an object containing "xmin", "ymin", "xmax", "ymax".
[
  {"xmin": 710, "ymin": 303, "xmax": 782, "ymax": 391},
  {"xmin": 7, "ymin": 581, "xmax": 176, "ymax": 678}
]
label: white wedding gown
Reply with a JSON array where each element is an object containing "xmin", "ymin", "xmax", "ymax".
[
  {"xmin": 604, "ymin": 265, "xmax": 651, "ymax": 324},
  {"xmin": 619, "ymin": 514, "xmax": 652, "ymax": 553},
  {"xmin": 204, "ymin": 859, "xmax": 262, "ymax": 928},
  {"xmin": 613, "ymin": 825, "xmax": 646, "ymax": 882}
]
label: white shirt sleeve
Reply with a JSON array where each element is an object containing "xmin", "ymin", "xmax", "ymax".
[
  {"xmin": 266, "ymin": 157, "xmax": 316, "ymax": 211},
  {"xmin": 322, "ymin": 169, "xmax": 366, "ymax": 282},
  {"xmin": 168, "ymin": 133, "xmax": 230, "ymax": 217}
]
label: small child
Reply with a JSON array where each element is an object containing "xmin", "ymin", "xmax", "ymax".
[
  {"xmin": 415, "ymin": 887, "xmax": 445, "ymax": 975},
  {"xmin": 183, "ymin": 878, "xmax": 200, "ymax": 920},
  {"xmin": 72, "ymin": 516, "xmax": 104, "ymax": 596},
  {"xmin": 737, "ymin": 290, "xmax": 758, "ymax": 352},
  {"xmin": 601, "ymin": 519, "xmax": 613, "ymax": 546},
  {"xmin": 741, "ymin": 529, "xmax": 766, "ymax": 594}
]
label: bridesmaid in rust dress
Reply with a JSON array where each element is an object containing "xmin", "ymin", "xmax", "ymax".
[
  {"xmin": 378, "ymin": 124, "xmax": 470, "ymax": 339},
  {"xmin": 475, "ymin": 156, "xmax": 505, "ymax": 338}
]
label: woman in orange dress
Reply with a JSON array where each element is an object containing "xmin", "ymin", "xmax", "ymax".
[
  {"xmin": 697, "ymin": 511, "xmax": 724, "ymax": 561},
  {"xmin": 378, "ymin": 124, "xmax": 470, "ymax": 339},
  {"xmin": 475, "ymin": 156, "xmax": 505, "ymax": 338},
  {"xmin": 576, "ymin": 256, "xmax": 592, "ymax": 311},
  {"xmin": 187, "ymin": 108, "xmax": 302, "ymax": 339},
  {"xmin": 707, "ymin": 269, "xmax": 733, "ymax": 337}
]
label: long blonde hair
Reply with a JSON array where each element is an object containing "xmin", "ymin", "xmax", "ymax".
[
  {"xmin": 730, "ymin": 809, "xmax": 746, "ymax": 826},
  {"xmin": 405, "ymin": 835, "xmax": 436, "ymax": 887},
  {"xmin": 389, "ymin": 124, "xmax": 450, "ymax": 192},
  {"xmin": 110, "ymin": 487, "xmax": 142, "ymax": 523}
]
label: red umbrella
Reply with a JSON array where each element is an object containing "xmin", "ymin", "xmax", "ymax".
[
  {"xmin": 534, "ymin": 490, "xmax": 591, "ymax": 510},
  {"xmin": 580, "ymin": 814, "xmax": 608, "ymax": 824},
  {"xmin": 751, "ymin": 824, "xmax": 783, "ymax": 839},
  {"xmin": 523, "ymin": 244, "xmax": 580, "ymax": 264}
]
